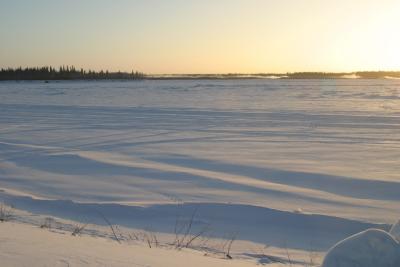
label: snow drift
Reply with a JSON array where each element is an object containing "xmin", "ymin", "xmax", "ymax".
[
  {"xmin": 390, "ymin": 220, "xmax": 400, "ymax": 242},
  {"xmin": 322, "ymin": 228, "xmax": 400, "ymax": 267}
]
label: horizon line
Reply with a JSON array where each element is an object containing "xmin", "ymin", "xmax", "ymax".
[{"xmin": 2, "ymin": 66, "xmax": 400, "ymax": 75}]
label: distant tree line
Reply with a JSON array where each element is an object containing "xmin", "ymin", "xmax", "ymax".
[
  {"xmin": 1, "ymin": 67, "xmax": 400, "ymax": 80},
  {"xmin": 0, "ymin": 66, "xmax": 145, "ymax": 80},
  {"xmin": 355, "ymin": 71, "xmax": 400, "ymax": 79},
  {"xmin": 285, "ymin": 72, "xmax": 348, "ymax": 79},
  {"xmin": 285, "ymin": 71, "xmax": 400, "ymax": 79},
  {"xmin": 150, "ymin": 72, "xmax": 400, "ymax": 80}
]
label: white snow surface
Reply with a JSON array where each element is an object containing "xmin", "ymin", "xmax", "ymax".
[
  {"xmin": 0, "ymin": 221, "xmax": 279, "ymax": 267},
  {"xmin": 322, "ymin": 228, "xmax": 400, "ymax": 267},
  {"xmin": 0, "ymin": 79, "xmax": 399, "ymax": 262}
]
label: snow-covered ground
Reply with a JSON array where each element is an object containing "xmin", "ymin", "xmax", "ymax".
[
  {"xmin": 322, "ymin": 228, "xmax": 400, "ymax": 267},
  {"xmin": 0, "ymin": 221, "xmax": 275, "ymax": 267},
  {"xmin": 0, "ymin": 79, "xmax": 399, "ymax": 265}
]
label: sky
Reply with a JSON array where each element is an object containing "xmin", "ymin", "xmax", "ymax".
[{"xmin": 1, "ymin": 0, "xmax": 400, "ymax": 74}]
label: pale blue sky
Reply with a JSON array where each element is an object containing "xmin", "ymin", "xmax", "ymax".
[{"xmin": 1, "ymin": 0, "xmax": 400, "ymax": 73}]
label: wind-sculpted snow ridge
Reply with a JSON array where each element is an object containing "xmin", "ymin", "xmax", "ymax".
[
  {"xmin": 322, "ymin": 229, "xmax": 400, "ymax": 267},
  {"xmin": 0, "ymin": 190, "xmax": 390, "ymax": 252},
  {"xmin": 390, "ymin": 220, "xmax": 400, "ymax": 242},
  {"xmin": 0, "ymin": 144, "xmax": 399, "ymax": 223}
]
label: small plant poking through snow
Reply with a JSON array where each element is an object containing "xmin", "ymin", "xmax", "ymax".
[
  {"xmin": 306, "ymin": 250, "xmax": 319, "ymax": 267},
  {"xmin": 40, "ymin": 217, "xmax": 54, "ymax": 229},
  {"xmin": 96, "ymin": 210, "xmax": 121, "ymax": 243},
  {"xmin": 144, "ymin": 230, "xmax": 159, "ymax": 248},
  {"xmin": 127, "ymin": 229, "xmax": 160, "ymax": 248},
  {"xmin": 72, "ymin": 223, "xmax": 88, "ymax": 236},
  {"xmin": 285, "ymin": 245, "xmax": 293, "ymax": 267},
  {"xmin": 172, "ymin": 208, "xmax": 211, "ymax": 249},
  {"xmin": 0, "ymin": 203, "xmax": 14, "ymax": 222},
  {"xmin": 221, "ymin": 232, "xmax": 237, "ymax": 259}
]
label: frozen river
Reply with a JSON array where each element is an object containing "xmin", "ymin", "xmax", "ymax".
[{"xmin": 0, "ymin": 79, "xmax": 399, "ymax": 250}]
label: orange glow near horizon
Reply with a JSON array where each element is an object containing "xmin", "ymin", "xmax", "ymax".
[{"xmin": 1, "ymin": 0, "xmax": 400, "ymax": 74}]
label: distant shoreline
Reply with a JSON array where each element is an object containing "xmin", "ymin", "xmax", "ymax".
[
  {"xmin": 1, "ymin": 76, "xmax": 400, "ymax": 81},
  {"xmin": 1, "ymin": 66, "xmax": 400, "ymax": 81}
]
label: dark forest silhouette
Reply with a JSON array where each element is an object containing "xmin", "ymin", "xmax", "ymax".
[{"xmin": 0, "ymin": 66, "xmax": 145, "ymax": 80}]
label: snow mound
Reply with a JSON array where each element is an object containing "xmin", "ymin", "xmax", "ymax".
[
  {"xmin": 322, "ymin": 228, "xmax": 400, "ymax": 267},
  {"xmin": 390, "ymin": 220, "xmax": 400, "ymax": 242}
]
